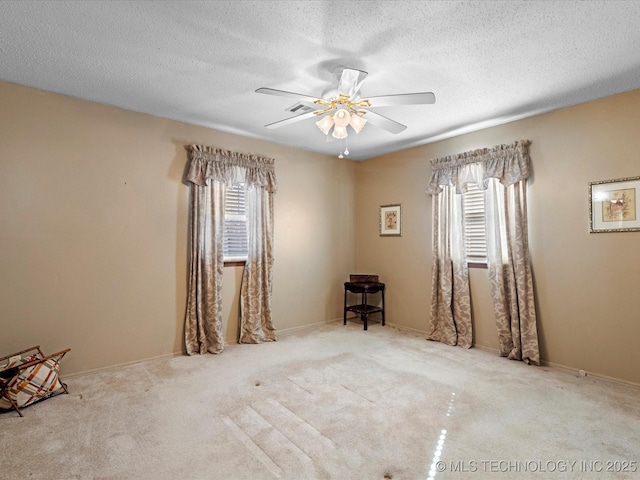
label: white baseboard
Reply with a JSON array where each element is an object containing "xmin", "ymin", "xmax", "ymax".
[
  {"xmin": 473, "ymin": 344, "xmax": 500, "ymax": 355},
  {"xmin": 473, "ymin": 344, "xmax": 640, "ymax": 389},
  {"xmin": 539, "ymin": 358, "xmax": 640, "ymax": 388},
  {"xmin": 385, "ymin": 321, "xmax": 428, "ymax": 336},
  {"xmin": 66, "ymin": 351, "xmax": 183, "ymax": 378},
  {"xmin": 277, "ymin": 317, "xmax": 342, "ymax": 336},
  {"xmin": 67, "ymin": 320, "xmax": 640, "ymax": 389}
]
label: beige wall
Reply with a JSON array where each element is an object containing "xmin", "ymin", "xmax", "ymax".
[
  {"xmin": 355, "ymin": 88, "xmax": 640, "ymax": 385},
  {"xmin": 3, "ymin": 79, "xmax": 638, "ymax": 386},
  {"xmin": 0, "ymin": 81, "xmax": 356, "ymax": 375}
]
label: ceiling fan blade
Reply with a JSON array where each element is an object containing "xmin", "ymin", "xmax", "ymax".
[
  {"xmin": 264, "ymin": 110, "xmax": 318, "ymax": 129},
  {"xmin": 338, "ymin": 68, "xmax": 368, "ymax": 98},
  {"xmin": 366, "ymin": 92, "xmax": 436, "ymax": 107},
  {"xmin": 256, "ymin": 87, "xmax": 322, "ymax": 108},
  {"xmin": 362, "ymin": 110, "xmax": 407, "ymax": 134}
]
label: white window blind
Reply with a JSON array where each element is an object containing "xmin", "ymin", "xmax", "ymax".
[
  {"xmin": 224, "ymin": 183, "xmax": 248, "ymax": 260},
  {"xmin": 462, "ymin": 183, "xmax": 487, "ymax": 263}
]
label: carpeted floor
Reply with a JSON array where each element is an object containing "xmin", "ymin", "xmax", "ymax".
[{"xmin": 1, "ymin": 323, "xmax": 639, "ymax": 479}]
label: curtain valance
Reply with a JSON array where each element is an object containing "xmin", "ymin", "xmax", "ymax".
[
  {"xmin": 426, "ymin": 140, "xmax": 531, "ymax": 195},
  {"xmin": 185, "ymin": 144, "xmax": 277, "ymax": 192}
]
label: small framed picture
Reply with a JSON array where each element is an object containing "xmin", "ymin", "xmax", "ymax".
[
  {"xmin": 589, "ymin": 176, "xmax": 640, "ymax": 233},
  {"xmin": 380, "ymin": 204, "xmax": 402, "ymax": 236}
]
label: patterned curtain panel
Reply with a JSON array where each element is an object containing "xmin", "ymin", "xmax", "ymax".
[
  {"xmin": 239, "ymin": 186, "xmax": 276, "ymax": 343},
  {"xmin": 428, "ymin": 186, "xmax": 472, "ymax": 347},
  {"xmin": 485, "ymin": 178, "xmax": 540, "ymax": 365},
  {"xmin": 426, "ymin": 140, "xmax": 539, "ymax": 364},
  {"xmin": 184, "ymin": 145, "xmax": 277, "ymax": 354},
  {"xmin": 184, "ymin": 181, "xmax": 226, "ymax": 355}
]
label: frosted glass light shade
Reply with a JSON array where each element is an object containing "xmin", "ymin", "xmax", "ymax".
[
  {"xmin": 332, "ymin": 125, "xmax": 348, "ymax": 139},
  {"xmin": 316, "ymin": 115, "xmax": 334, "ymax": 135},
  {"xmin": 333, "ymin": 109, "xmax": 351, "ymax": 127},
  {"xmin": 349, "ymin": 114, "xmax": 367, "ymax": 133}
]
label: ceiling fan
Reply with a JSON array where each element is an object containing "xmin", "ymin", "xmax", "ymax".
[{"xmin": 256, "ymin": 67, "xmax": 436, "ymax": 146}]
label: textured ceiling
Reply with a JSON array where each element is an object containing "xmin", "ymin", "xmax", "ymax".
[{"xmin": 2, "ymin": 1, "xmax": 640, "ymax": 160}]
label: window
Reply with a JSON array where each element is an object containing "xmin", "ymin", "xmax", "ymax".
[
  {"xmin": 224, "ymin": 183, "xmax": 247, "ymax": 263},
  {"xmin": 462, "ymin": 183, "xmax": 487, "ymax": 267}
]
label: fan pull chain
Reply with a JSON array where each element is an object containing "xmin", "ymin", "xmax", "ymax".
[{"xmin": 338, "ymin": 138, "xmax": 349, "ymax": 159}]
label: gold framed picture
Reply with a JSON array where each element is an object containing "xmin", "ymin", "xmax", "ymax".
[
  {"xmin": 589, "ymin": 176, "xmax": 640, "ymax": 233},
  {"xmin": 380, "ymin": 204, "xmax": 402, "ymax": 237}
]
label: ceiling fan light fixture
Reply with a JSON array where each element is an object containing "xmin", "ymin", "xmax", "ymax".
[
  {"xmin": 333, "ymin": 108, "xmax": 351, "ymax": 127},
  {"xmin": 316, "ymin": 114, "xmax": 334, "ymax": 135},
  {"xmin": 349, "ymin": 113, "xmax": 367, "ymax": 133},
  {"xmin": 332, "ymin": 125, "xmax": 348, "ymax": 139}
]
